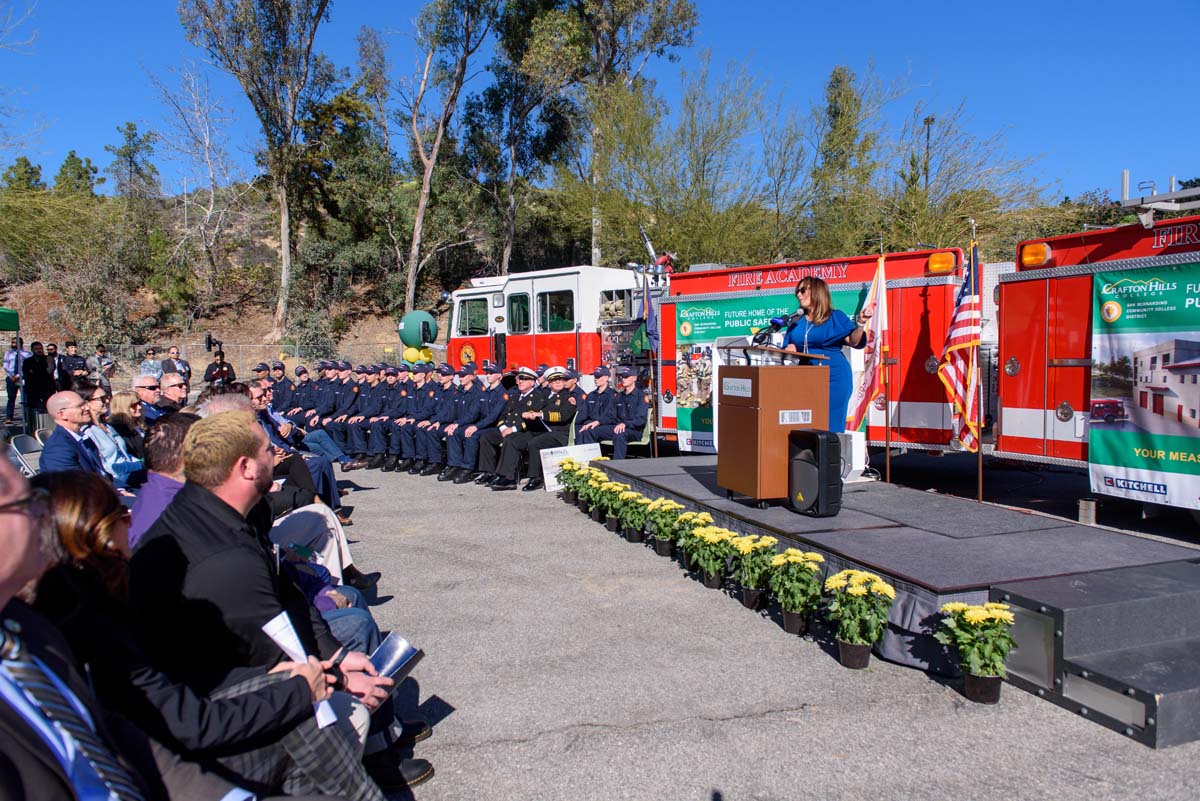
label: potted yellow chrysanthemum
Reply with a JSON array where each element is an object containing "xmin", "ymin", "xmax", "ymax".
[
  {"xmin": 935, "ymin": 602, "xmax": 1017, "ymax": 703},
  {"xmin": 675, "ymin": 511, "xmax": 715, "ymax": 571},
  {"xmin": 598, "ymin": 481, "xmax": 630, "ymax": 529},
  {"xmin": 731, "ymin": 535, "xmax": 778, "ymax": 610},
  {"xmin": 767, "ymin": 549, "xmax": 825, "ymax": 635},
  {"xmin": 578, "ymin": 470, "xmax": 608, "ymax": 517},
  {"xmin": 646, "ymin": 498, "xmax": 685, "ymax": 556},
  {"xmin": 556, "ymin": 458, "xmax": 583, "ymax": 504},
  {"xmin": 824, "ymin": 569, "xmax": 896, "ymax": 669},
  {"xmin": 617, "ymin": 492, "xmax": 653, "ymax": 542},
  {"xmin": 692, "ymin": 526, "xmax": 737, "ymax": 589}
]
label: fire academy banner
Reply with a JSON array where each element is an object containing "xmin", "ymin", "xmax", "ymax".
[{"xmin": 1089, "ymin": 263, "xmax": 1200, "ymax": 510}]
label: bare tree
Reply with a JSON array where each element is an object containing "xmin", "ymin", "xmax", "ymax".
[
  {"xmin": 152, "ymin": 63, "xmax": 262, "ymax": 331},
  {"xmin": 0, "ymin": 1, "xmax": 38, "ymax": 150},
  {"xmin": 179, "ymin": 0, "xmax": 331, "ymax": 341},
  {"xmin": 399, "ymin": 0, "xmax": 496, "ymax": 313}
]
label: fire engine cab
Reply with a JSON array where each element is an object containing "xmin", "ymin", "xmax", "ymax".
[{"xmin": 446, "ymin": 266, "xmax": 658, "ymax": 375}]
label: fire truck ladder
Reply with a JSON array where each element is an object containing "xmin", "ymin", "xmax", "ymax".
[{"xmin": 1121, "ymin": 170, "xmax": 1200, "ymax": 227}]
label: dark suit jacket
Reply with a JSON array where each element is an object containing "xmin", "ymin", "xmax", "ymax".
[{"xmin": 39, "ymin": 427, "xmax": 107, "ymax": 476}]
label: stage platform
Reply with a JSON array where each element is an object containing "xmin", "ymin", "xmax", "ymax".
[{"xmin": 600, "ymin": 455, "xmax": 1199, "ymax": 675}]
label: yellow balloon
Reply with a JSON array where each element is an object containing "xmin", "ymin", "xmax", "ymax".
[
  {"xmin": 403, "ymin": 347, "xmax": 421, "ymax": 363},
  {"xmin": 419, "ymin": 348, "xmax": 433, "ymax": 363}
]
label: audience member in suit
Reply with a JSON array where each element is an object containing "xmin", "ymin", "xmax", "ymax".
[
  {"xmin": 20, "ymin": 341, "xmax": 56, "ymax": 430},
  {"xmin": 39, "ymin": 392, "xmax": 109, "ymax": 477}
]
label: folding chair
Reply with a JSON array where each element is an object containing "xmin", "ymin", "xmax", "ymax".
[
  {"xmin": 599, "ymin": 419, "xmax": 653, "ymax": 457},
  {"xmin": 9, "ymin": 433, "xmax": 42, "ymax": 477},
  {"xmin": 35, "ymin": 427, "xmax": 53, "ymax": 446}
]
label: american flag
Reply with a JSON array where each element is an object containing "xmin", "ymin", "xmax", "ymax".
[{"xmin": 937, "ymin": 242, "xmax": 982, "ymax": 451}]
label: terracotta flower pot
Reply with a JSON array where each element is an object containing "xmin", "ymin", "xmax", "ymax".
[
  {"xmin": 623, "ymin": 526, "xmax": 644, "ymax": 543},
  {"xmin": 963, "ymin": 673, "xmax": 1003, "ymax": 704},
  {"xmin": 781, "ymin": 610, "xmax": 808, "ymax": 636},
  {"xmin": 653, "ymin": 537, "xmax": 673, "ymax": 557},
  {"xmin": 740, "ymin": 585, "xmax": 765, "ymax": 610},
  {"xmin": 837, "ymin": 639, "xmax": 871, "ymax": 670},
  {"xmin": 702, "ymin": 571, "xmax": 724, "ymax": 590}
]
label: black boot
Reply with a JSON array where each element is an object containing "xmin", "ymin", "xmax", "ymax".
[
  {"xmin": 407, "ymin": 460, "xmax": 426, "ymax": 475},
  {"xmin": 437, "ymin": 467, "xmax": 460, "ymax": 482},
  {"xmin": 396, "ymin": 458, "xmax": 413, "ymax": 472},
  {"xmin": 419, "ymin": 462, "xmax": 443, "ymax": 477},
  {"xmin": 381, "ymin": 455, "xmax": 399, "ymax": 472},
  {"xmin": 343, "ymin": 565, "xmax": 380, "ymax": 591},
  {"xmin": 367, "ymin": 454, "xmax": 385, "ymax": 470}
]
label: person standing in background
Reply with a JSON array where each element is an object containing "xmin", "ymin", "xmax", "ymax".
[
  {"xmin": 20, "ymin": 342, "xmax": 55, "ymax": 432},
  {"xmin": 3, "ymin": 336, "xmax": 30, "ymax": 424},
  {"xmin": 160, "ymin": 345, "xmax": 192, "ymax": 385},
  {"xmin": 139, "ymin": 346, "xmax": 164, "ymax": 380},
  {"xmin": 86, "ymin": 343, "xmax": 116, "ymax": 390},
  {"xmin": 60, "ymin": 341, "xmax": 89, "ymax": 388}
]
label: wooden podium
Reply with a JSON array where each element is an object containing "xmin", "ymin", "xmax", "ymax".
[{"xmin": 716, "ymin": 353, "xmax": 829, "ymax": 501}]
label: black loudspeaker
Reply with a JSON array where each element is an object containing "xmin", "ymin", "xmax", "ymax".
[{"xmin": 787, "ymin": 430, "xmax": 843, "ymax": 517}]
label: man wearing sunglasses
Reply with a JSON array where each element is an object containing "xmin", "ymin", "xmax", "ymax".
[
  {"xmin": 133, "ymin": 376, "xmax": 167, "ymax": 422},
  {"xmin": 160, "ymin": 345, "xmax": 192, "ymax": 385},
  {"xmin": 157, "ymin": 373, "xmax": 190, "ymax": 414}
]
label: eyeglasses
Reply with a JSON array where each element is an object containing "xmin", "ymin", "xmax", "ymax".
[
  {"xmin": 797, "ymin": 286, "xmax": 810, "ymax": 295},
  {"xmin": 0, "ymin": 487, "xmax": 50, "ymax": 518},
  {"xmin": 136, "ymin": 384, "xmax": 160, "ymax": 391},
  {"xmin": 89, "ymin": 395, "xmax": 111, "ymax": 403},
  {"xmin": 165, "ymin": 382, "xmax": 188, "ymax": 389}
]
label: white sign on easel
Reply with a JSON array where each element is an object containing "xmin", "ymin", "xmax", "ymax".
[{"xmin": 539, "ymin": 443, "xmax": 603, "ymax": 492}]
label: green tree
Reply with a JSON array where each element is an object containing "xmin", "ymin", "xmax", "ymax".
[
  {"xmin": 1, "ymin": 155, "xmax": 44, "ymax": 189},
  {"xmin": 103, "ymin": 122, "xmax": 159, "ymax": 197},
  {"xmin": 401, "ymin": 0, "xmax": 497, "ymax": 313},
  {"xmin": 464, "ymin": 0, "xmax": 581, "ymax": 274},
  {"xmin": 563, "ymin": 0, "xmax": 698, "ymax": 264},
  {"xmin": 53, "ymin": 150, "xmax": 101, "ymax": 195},
  {"xmin": 180, "ymin": 0, "xmax": 333, "ymax": 341}
]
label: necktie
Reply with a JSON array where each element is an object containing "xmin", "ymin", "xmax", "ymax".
[{"xmin": 1, "ymin": 627, "xmax": 146, "ymax": 801}]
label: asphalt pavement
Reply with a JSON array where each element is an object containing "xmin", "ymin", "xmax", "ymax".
[{"xmin": 344, "ymin": 466, "xmax": 1200, "ymax": 801}]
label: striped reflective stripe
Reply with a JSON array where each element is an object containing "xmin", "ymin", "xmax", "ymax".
[{"xmin": 998, "ymin": 406, "xmax": 1088, "ymax": 443}]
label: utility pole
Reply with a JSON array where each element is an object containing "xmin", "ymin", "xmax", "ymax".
[{"xmin": 923, "ymin": 115, "xmax": 935, "ymax": 193}]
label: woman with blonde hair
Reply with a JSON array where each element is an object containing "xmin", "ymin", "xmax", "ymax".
[
  {"xmin": 783, "ymin": 276, "xmax": 870, "ymax": 433},
  {"xmin": 108, "ymin": 388, "xmax": 146, "ymax": 459},
  {"xmin": 77, "ymin": 380, "xmax": 144, "ymax": 488}
]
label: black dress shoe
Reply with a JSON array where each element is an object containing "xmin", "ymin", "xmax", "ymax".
[
  {"xmin": 420, "ymin": 462, "xmax": 443, "ymax": 477},
  {"xmin": 363, "ymin": 753, "xmax": 435, "ymax": 791},
  {"xmin": 340, "ymin": 459, "xmax": 367, "ymax": 472},
  {"xmin": 367, "ymin": 454, "xmax": 385, "ymax": 470},
  {"xmin": 395, "ymin": 458, "xmax": 413, "ymax": 472},
  {"xmin": 491, "ymin": 477, "xmax": 518, "ymax": 491},
  {"xmin": 343, "ymin": 565, "xmax": 380, "ymax": 591},
  {"xmin": 395, "ymin": 719, "xmax": 432, "ymax": 746},
  {"xmin": 522, "ymin": 477, "xmax": 544, "ymax": 492},
  {"xmin": 407, "ymin": 460, "xmax": 426, "ymax": 474},
  {"xmin": 474, "ymin": 472, "xmax": 494, "ymax": 485},
  {"xmin": 436, "ymin": 467, "xmax": 459, "ymax": 481},
  {"xmin": 453, "ymin": 470, "xmax": 479, "ymax": 485},
  {"xmin": 381, "ymin": 455, "xmax": 398, "ymax": 472}
]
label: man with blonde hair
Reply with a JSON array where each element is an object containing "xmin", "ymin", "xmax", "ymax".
[{"xmin": 130, "ymin": 411, "xmax": 434, "ymax": 791}]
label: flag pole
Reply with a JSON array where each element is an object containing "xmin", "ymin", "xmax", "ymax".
[
  {"xmin": 970, "ymin": 218, "xmax": 984, "ymax": 504},
  {"xmin": 880, "ymin": 242, "xmax": 891, "ymax": 484}
]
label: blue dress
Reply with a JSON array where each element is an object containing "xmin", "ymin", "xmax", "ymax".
[{"xmin": 783, "ymin": 310, "xmax": 857, "ymax": 433}]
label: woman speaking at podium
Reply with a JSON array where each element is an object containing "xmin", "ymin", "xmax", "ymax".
[{"xmin": 782, "ymin": 277, "xmax": 869, "ymax": 433}]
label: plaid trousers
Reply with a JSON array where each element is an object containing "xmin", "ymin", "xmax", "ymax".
[{"xmin": 209, "ymin": 672, "xmax": 384, "ymax": 801}]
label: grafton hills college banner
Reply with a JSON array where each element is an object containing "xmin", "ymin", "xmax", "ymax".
[{"xmin": 1089, "ymin": 263, "xmax": 1200, "ymax": 510}]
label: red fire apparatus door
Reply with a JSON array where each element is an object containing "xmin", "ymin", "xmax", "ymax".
[
  {"xmin": 1046, "ymin": 275, "xmax": 1092, "ymax": 460},
  {"xmin": 997, "ymin": 279, "xmax": 1048, "ymax": 455}
]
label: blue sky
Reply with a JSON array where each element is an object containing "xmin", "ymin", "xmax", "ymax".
[{"xmin": 2, "ymin": 0, "xmax": 1197, "ymax": 201}]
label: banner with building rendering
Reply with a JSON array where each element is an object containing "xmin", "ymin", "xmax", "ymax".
[{"xmin": 1089, "ymin": 263, "xmax": 1200, "ymax": 510}]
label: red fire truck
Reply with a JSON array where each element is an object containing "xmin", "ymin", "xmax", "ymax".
[
  {"xmin": 994, "ymin": 213, "xmax": 1200, "ymax": 512},
  {"xmin": 446, "ymin": 248, "xmax": 969, "ymax": 454}
]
